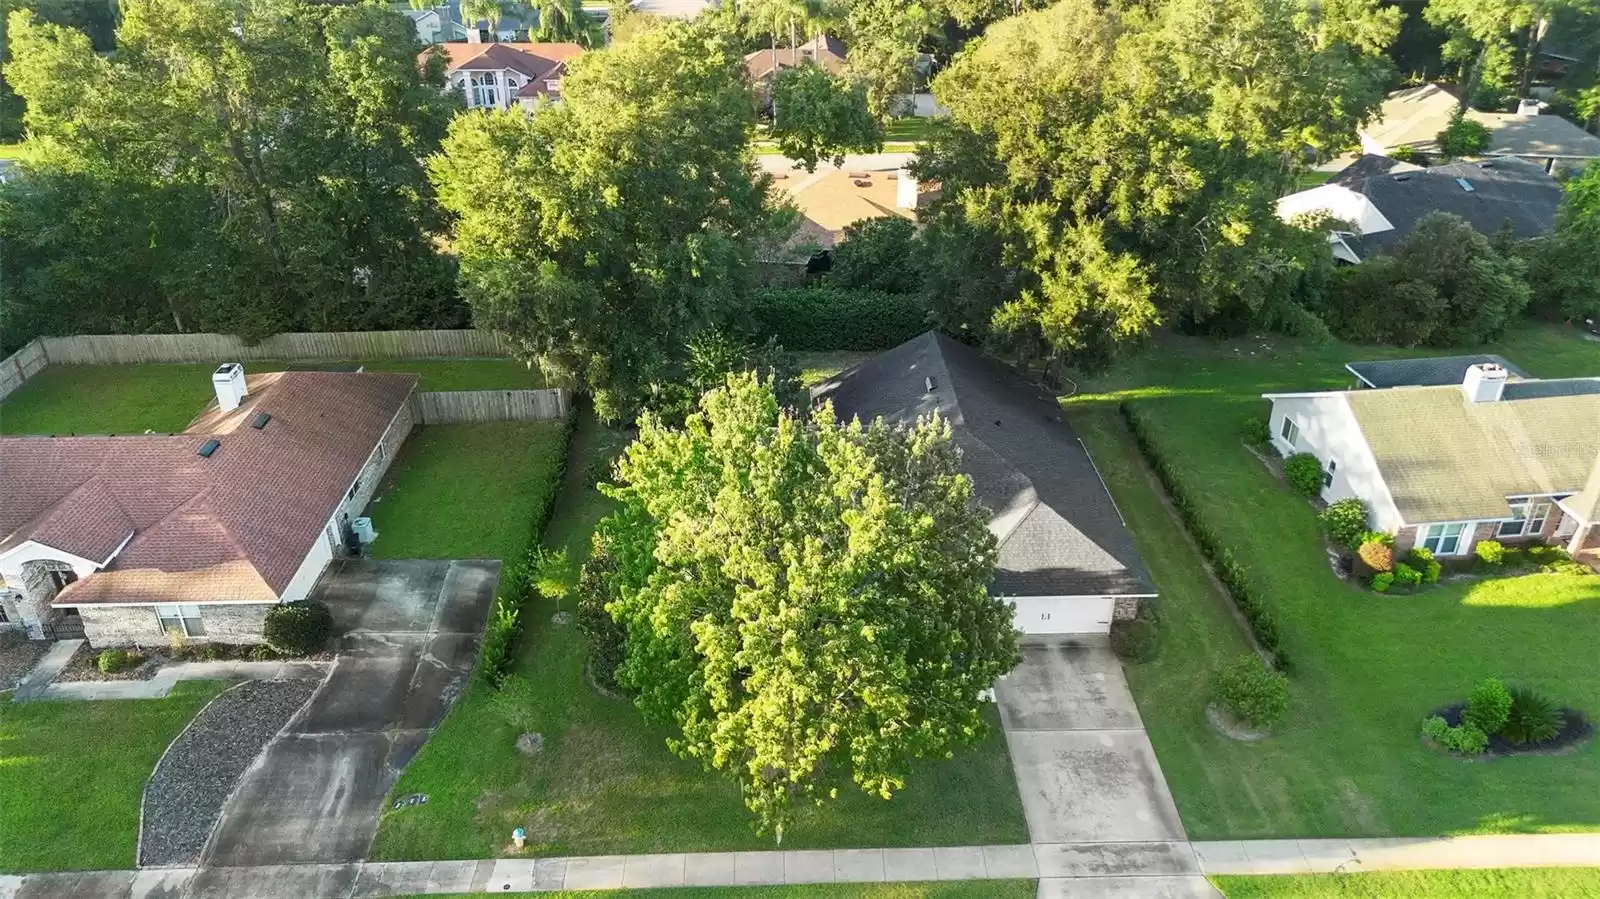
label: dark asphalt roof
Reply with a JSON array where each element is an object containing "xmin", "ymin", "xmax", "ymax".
[
  {"xmin": 1346, "ymin": 355, "xmax": 1529, "ymax": 388},
  {"xmin": 1345, "ymin": 156, "xmax": 1562, "ymax": 255},
  {"xmin": 813, "ymin": 332, "xmax": 1155, "ymax": 598},
  {"xmin": 1502, "ymin": 378, "xmax": 1600, "ymax": 400}
]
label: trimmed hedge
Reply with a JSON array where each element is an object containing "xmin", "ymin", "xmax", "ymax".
[
  {"xmin": 1122, "ymin": 402, "xmax": 1289, "ymax": 670},
  {"xmin": 263, "ymin": 600, "xmax": 335, "ymax": 656},
  {"xmin": 749, "ymin": 286, "xmax": 926, "ymax": 351}
]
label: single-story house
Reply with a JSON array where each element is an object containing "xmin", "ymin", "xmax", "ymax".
[
  {"xmin": 425, "ymin": 39, "xmax": 584, "ymax": 111},
  {"xmin": 1360, "ymin": 84, "xmax": 1600, "ymax": 175},
  {"xmin": 1263, "ymin": 357, "xmax": 1600, "ymax": 559},
  {"xmin": 0, "ymin": 365, "xmax": 416, "ymax": 647},
  {"xmin": 744, "ymin": 34, "xmax": 847, "ymax": 83},
  {"xmin": 1275, "ymin": 154, "xmax": 1564, "ymax": 263},
  {"xmin": 815, "ymin": 332, "xmax": 1156, "ymax": 636},
  {"xmin": 404, "ymin": 8, "xmax": 467, "ymax": 45}
]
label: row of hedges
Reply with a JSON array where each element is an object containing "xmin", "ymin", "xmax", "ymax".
[
  {"xmin": 749, "ymin": 286, "xmax": 926, "ymax": 351},
  {"xmin": 1122, "ymin": 401, "xmax": 1290, "ymax": 670}
]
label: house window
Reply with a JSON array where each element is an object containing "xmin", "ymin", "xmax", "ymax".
[
  {"xmin": 1497, "ymin": 501, "xmax": 1553, "ymax": 538},
  {"xmin": 156, "ymin": 604, "xmax": 206, "ymax": 638},
  {"xmin": 469, "ymin": 72, "xmax": 500, "ymax": 108},
  {"xmin": 1421, "ymin": 522, "xmax": 1469, "ymax": 555},
  {"xmin": 1279, "ymin": 416, "xmax": 1299, "ymax": 446},
  {"xmin": 1323, "ymin": 459, "xmax": 1338, "ymax": 489},
  {"xmin": 346, "ymin": 478, "xmax": 361, "ymax": 502}
]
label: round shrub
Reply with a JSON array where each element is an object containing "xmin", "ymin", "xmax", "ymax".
[
  {"xmin": 1405, "ymin": 547, "xmax": 1442, "ymax": 584},
  {"xmin": 1357, "ymin": 537, "xmax": 1395, "ymax": 574},
  {"xmin": 1210, "ymin": 654, "xmax": 1291, "ymax": 730},
  {"xmin": 1393, "ymin": 562, "xmax": 1422, "ymax": 590},
  {"xmin": 1319, "ymin": 498, "xmax": 1370, "ymax": 550},
  {"xmin": 1241, "ymin": 417, "xmax": 1270, "ymax": 447},
  {"xmin": 1503, "ymin": 685, "xmax": 1563, "ymax": 745},
  {"xmin": 262, "ymin": 600, "xmax": 335, "ymax": 656},
  {"xmin": 1371, "ymin": 571, "xmax": 1395, "ymax": 593},
  {"xmin": 1465, "ymin": 677, "xmax": 1511, "ymax": 734},
  {"xmin": 1282, "ymin": 453, "xmax": 1324, "ymax": 497},
  {"xmin": 97, "ymin": 648, "xmax": 136, "ymax": 674},
  {"xmin": 1421, "ymin": 714, "xmax": 1487, "ymax": 755},
  {"xmin": 1475, "ymin": 539, "xmax": 1505, "ymax": 567},
  {"xmin": 1110, "ymin": 617, "xmax": 1159, "ymax": 663}
]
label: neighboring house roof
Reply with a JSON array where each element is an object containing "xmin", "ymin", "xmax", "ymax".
[
  {"xmin": 426, "ymin": 41, "xmax": 583, "ymax": 78},
  {"xmin": 629, "ymin": 0, "xmax": 720, "ymax": 19},
  {"xmin": 1343, "ymin": 380, "xmax": 1600, "ymax": 523},
  {"xmin": 0, "ymin": 371, "xmax": 416, "ymax": 605},
  {"xmin": 813, "ymin": 332, "xmax": 1155, "ymax": 597},
  {"xmin": 1276, "ymin": 155, "xmax": 1562, "ymax": 260},
  {"xmin": 1346, "ymin": 355, "xmax": 1530, "ymax": 389},
  {"xmin": 772, "ymin": 168, "xmax": 918, "ymax": 252},
  {"xmin": 1363, "ymin": 84, "xmax": 1600, "ymax": 160},
  {"xmin": 744, "ymin": 35, "xmax": 848, "ymax": 80}
]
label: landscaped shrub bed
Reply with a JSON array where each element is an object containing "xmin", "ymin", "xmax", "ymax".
[
  {"xmin": 1123, "ymin": 401, "xmax": 1289, "ymax": 669},
  {"xmin": 1422, "ymin": 677, "xmax": 1593, "ymax": 758},
  {"xmin": 750, "ymin": 287, "xmax": 926, "ymax": 351}
]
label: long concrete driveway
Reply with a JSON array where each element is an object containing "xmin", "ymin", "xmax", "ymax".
[
  {"xmin": 993, "ymin": 638, "xmax": 1216, "ymax": 898},
  {"xmin": 199, "ymin": 560, "xmax": 498, "ymax": 868}
]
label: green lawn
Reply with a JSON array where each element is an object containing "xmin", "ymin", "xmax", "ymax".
[
  {"xmin": 366, "ymin": 421, "xmax": 569, "ymax": 561},
  {"xmin": 0, "ymin": 680, "xmax": 226, "ymax": 873},
  {"xmin": 371, "ymin": 410, "xmax": 1027, "ymax": 861},
  {"xmin": 1067, "ymin": 324, "xmax": 1600, "ymax": 840},
  {"xmin": 1295, "ymin": 170, "xmax": 1335, "ymax": 190},
  {"xmin": 0, "ymin": 359, "xmax": 544, "ymax": 435},
  {"xmin": 0, "ymin": 142, "xmax": 23, "ymax": 159},
  {"xmin": 419, "ymin": 884, "xmax": 1035, "ymax": 899},
  {"xmin": 1213, "ymin": 868, "xmax": 1600, "ymax": 898}
]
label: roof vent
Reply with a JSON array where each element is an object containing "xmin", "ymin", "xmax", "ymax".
[
  {"xmin": 197, "ymin": 439, "xmax": 221, "ymax": 458},
  {"xmin": 1456, "ymin": 178, "xmax": 1475, "ymax": 193},
  {"xmin": 1392, "ymin": 174, "xmax": 1414, "ymax": 182},
  {"xmin": 1477, "ymin": 161, "xmax": 1496, "ymax": 169},
  {"xmin": 250, "ymin": 412, "xmax": 272, "ymax": 430},
  {"xmin": 924, "ymin": 377, "xmax": 936, "ymax": 392}
]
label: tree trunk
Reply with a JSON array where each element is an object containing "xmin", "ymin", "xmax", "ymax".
[
  {"xmin": 1517, "ymin": 16, "xmax": 1551, "ymax": 102},
  {"xmin": 1459, "ymin": 43, "xmax": 1489, "ymax": 114}
]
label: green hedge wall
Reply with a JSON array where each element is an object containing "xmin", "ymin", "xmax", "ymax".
[
  {"xmin": 750, "ymin": 287, "xmax": 926, "ymax": 351},
  {"xmin": 1121, "ymin": 401, "xmax": 1290, "ymax": 671}
]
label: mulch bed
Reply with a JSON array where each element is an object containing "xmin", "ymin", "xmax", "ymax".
[
  {"xmin": 54, "ymin": 641, "xmax": 330, "ymax": 683},
  {"xmin": 0, "ymin": 632, "xmax": 51, "ymax": 692},
  {"xmin": 55, "ymin": 643, "xmax": 169, "ymax": 682},
  {"xmin": 1432, "ymin": 703, "xmax": 1595, "ymax": 758}
]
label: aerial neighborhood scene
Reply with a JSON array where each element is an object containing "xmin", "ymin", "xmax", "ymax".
[{"xmin": 2, "ymin": 0, "xmax": 1599, "ymax": 897}]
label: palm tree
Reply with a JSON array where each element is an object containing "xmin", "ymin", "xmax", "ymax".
[
  {"xmin": 460, "ymin": 0, "xmax": 504, "ymax": 36},
  {"xmin": 537, "ymin": 0, "xmax": 593, "ymax": 44}
]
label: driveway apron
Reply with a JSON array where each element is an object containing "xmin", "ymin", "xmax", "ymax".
[{"xmin": 200, "ymin": 560, "xmax": 498, "ymax": 867}]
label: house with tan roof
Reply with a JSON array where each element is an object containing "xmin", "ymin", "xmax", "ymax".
[
  {"xmin": 1360, "ymin": 85, "xmax": 1600, "ymax": 176},
  {"xmin": 1263, "ymin": 356, "xmax": 1600, "ymax": 561},
  {"xmin": 0, "ymin": 366, "xmax": 416, "ymax": 647},
  {"xmin": 425, "ymin": 40, "xmax": 584, "ymax": 112},
  {"xmin": 744, "ymin": 35, "xmax": 847, "ymax": 83}
]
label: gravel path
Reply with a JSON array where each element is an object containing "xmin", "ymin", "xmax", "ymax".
[
  {"xmin": 139, "ymin": 679, "xmax": 318, "ymax": 867},
  {"xmin": 0, "ymin": 633, "xmax": 49, "ymax": 691}
]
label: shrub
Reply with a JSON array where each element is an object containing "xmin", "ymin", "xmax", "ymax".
[
  {"xmin": 1502, "ymin": 685, "xmax": 1563, "ymax": 745},
  {"xmin": 1421, "ymin": 714, "xmax": 1451, "ymax": 743},
  {"xmin": 1282, "ymin": 453, "xmax": 1324, "ymax": 497},
  {"xmin": 1371, "ymin": 571, "xmax": 1394, "ymax": 593},
  {"xmin": 1110, "ymin": 616, "xmax": 1159, "ymax": 663},
  {"xmin": 477, "ymin": 595, "xmax": 520, "ymax": 688},
  {"xmin": 96, "ymin": 648, "xmax": 136, "ymax": 674},
  {"xmin": 1475, "ymin": 539, "xmax": 1505, "ymax": 567},
  {"xmin": 749, "ymin": 286, "xmax": 926, "ymax": 351},
  {"xmin": 576, "ymin": 538, "xmax": 628, "ymax": 691},
  {"xmin": 262, "ymin": 600, "xmax": 335, "ymax": 656},
  {"xmin": 1543, "ymin": 559, "xmax": 1593, "ymax": 576},
  {"xmin": 1392, "ymin": 562, "xmax": 1422, "ymax": 589},
  {"xmin": 1242, "ymin": 417, "xmax": 1271, "ymax": 447},
  {"xmin": 1357, "ymin": 537, "xmax": 1395, "ymax": 574},
  {"xmin": 1389, "ymin": 146, "xmax": 1421, "ymax": 164},
  {"xmin": 1210, "ymin": 654, "xmax": 1291, "ymax": 729},
  {"xmin": 1319, "ymin": 498, "xmax": 1371, "ymax": 551},
  {"xmin": 828, "ymin": 216, "xmax": 922, "ymax": 295},
  {"xmin": 1436, "ymin": 116, "xmax": 1491, "ymax": 158},
  {"xmin": 1465, "ymin": 677, "xmax": 1512, "ymax": 734},
  {"xmin": 1421, "ymin": 715, "xmax": 1488, "ymax": 754},
  {"xmin": 1527, "ymin": 544, "xmax": 1569, "ymax": 566},
  {"xmin": 1405, "ymin": 547, "xmax": 1442, "ymax": 584}
]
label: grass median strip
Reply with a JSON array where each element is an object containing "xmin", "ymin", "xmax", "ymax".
[{"xmin": 1212, "ymin": 868, "xmax": 1600, "ymax": 898}]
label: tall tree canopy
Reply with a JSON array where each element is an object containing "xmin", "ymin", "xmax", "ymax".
[
  {"xmin": 1528, "ymin": 162, "xmax": 1600, "ymax": 321},
  {"xmin": 594, "ymin": 373, "xmax": 1018, "ymax": 840},
  {"xmin": 1, "ymin": 0, "xmax": 463, "ymax": 348},
  {"xmin": 429, "ymin": 20, "xmax": 781, "ymax": 421},
  {"xmin": 769, "ymin": 62, "xmax": 883, "ymax": 170},
  {"xmin": 912, "ymin": 0, "xmax": 1396, "ymax": 371}
]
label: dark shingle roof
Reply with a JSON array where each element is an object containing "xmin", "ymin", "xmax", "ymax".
[
  {"xmin": 1346, "ymin": 355, "xmax": 1530, "ymax": 388},
  {"xmin": 813, "ymin": 333, "xmax": 1154, "ymax": 598},
  {"xmin": 1349, "ymin": 157, "xmax": 1563, "ymax": 254}
]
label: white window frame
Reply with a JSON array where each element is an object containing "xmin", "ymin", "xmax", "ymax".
[
  {"xmin": 1497, "ymin": 500, "xmax": 1552, "ymax": 538},
  {"xmin": 468, "ymin": 72, "xmax": 500, "ymax": 109},
  {"xmin": 156, "ymin": 603, "xmax": 205, "ymax": 637},
  {"xmin": 1323, "ymin": 458, "xmax": 1338, "ymax": 489},
  {"xmin": 1279, "ymin": 416, "xmax": 1299, "ymax": 446},
  {"xmin": 1421, "ymin": 522, "xmax": 1470, "ymax": 556}
]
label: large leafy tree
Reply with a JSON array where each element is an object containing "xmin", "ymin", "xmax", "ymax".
[
  {"xmin": 594, "ymin": 373, "xmax": 1018, "ymax": 840},
  {"xmin": 769, "ymin": 62, "xmax": 883, "ymax": 170},
  {"xmin": 2, "ymin": 0, "xmax": 462, "ymax": 344},
  {"xmin": 429, "ymin": 20, "xmax": 781, "ymax": 421},
  {"xmin": 1426, "ymin": 0, "xmax": 1598, "ymax": 105},
  {"xmin": 842, "ymin": 0, "xmax": 932, "ymax": 118},
  {"xmin": 1527, "ymin": 162, "xmax": 1600, "ymax": 321},
  {"xmin": 912, "ymin": 0, "xmax": 1396, "ymax": 372}
]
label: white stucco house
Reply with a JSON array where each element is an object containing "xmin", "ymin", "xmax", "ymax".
[
  {"xmin": 0, "ymin": 366, "xmax": 416, "ymax": 647},
  {"xmin": 425, "ymin": 40, "xmax": 584, "ymax": 112},
  {"xmin": 1263, "ymin": 356, "xmax": 1600, "ymax": 560}
]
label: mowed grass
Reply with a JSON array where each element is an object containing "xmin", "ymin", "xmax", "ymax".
[
  {"xmin": 420, "ymin": 884, "xmax": 1036, "ymax": 899},
  {"xmin": 0, "ymin": 359, "xmax": 544, "ymax": 435},
  {"xmin": 0, "ymin": 680, "xmax": 226, "ymax": 873},
  {"xmin": 371, "ymin": 410, "xmax": 1027, "ymax": 861},
  {"xmin": 366, "ymin": 421, "xmax": 568, "ymax": 561},
  {"xmin": 1212, "ymin": 868, "xmax": 1600, "ymax": 898},
  {"xmin": 1066, "ymin": 324, "xmax": 1600, "ymax": 839}
]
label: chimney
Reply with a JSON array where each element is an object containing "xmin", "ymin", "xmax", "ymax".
[
  {"xmin": 1461, "ymin": 362, "xmax": 1508, "ymax": 403},
  {"xmin": 896, "ymin": 167, "xmax": 919, "ymax": 210},
  {"xmin": 466, "ymin": 24, "xmax": 483, "ymax": 43},
  {"xmin": 212, "ymin": 363, "xmax": 248, "ymax": 413}
]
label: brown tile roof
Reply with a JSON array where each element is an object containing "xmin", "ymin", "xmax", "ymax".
[
  {"xmin": 1, "ymin": 371, "xmax": 416, "ymax": 605},
  {"xmin": 744, "ymin": 35, "xmax": 847, "ymax": 80},
  {"xmin": 776, "ymin": 169, "xmax": 915, "ymax": 249},
  {"xmin": 424, "ymin": 41, "xmax": 583, "ymax": 79}
]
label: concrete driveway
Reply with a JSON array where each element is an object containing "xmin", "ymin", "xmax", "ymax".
[
  {"xmin": 994, "ymin": 639, "xmax": 1188, "ymax": 846},
  {"xmin": 199, "ymin": 560, "xmax": 498, "ymax": 868}
]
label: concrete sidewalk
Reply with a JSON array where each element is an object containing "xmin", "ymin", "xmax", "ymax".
[
  {"xmin": 12, "ymin": 658, "xmax": 329, "ymax": 702},
  {"xmin": 10, "ymin": 639, "xmax": 82, "ymax": 700},
  {"xmin": 1194, "ymin": 834, "xmax": 1600, "ymax": 875}
]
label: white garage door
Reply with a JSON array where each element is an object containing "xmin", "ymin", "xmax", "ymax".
[{"xmin": 1011, "ymin": 596, "xmax": 1115, "ymax": 635}]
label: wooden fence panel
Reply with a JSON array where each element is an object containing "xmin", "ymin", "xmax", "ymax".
[
  {"xmin": 40, "ymin": 329, "xmax": 511, "ymax": 365},
  {"xmin": 413, "ymin": 389, "xmax": 569, "ymax": 424},
  {"xmin": 0, "ymin": 339, "xmax": 49, "ymax": 402}
]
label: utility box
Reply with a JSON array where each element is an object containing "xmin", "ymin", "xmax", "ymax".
[
  {"xmin": 212, "ymin": 363, "xmax": 248, "ymax": 412},
  {"xmin": 352, "ymin": 517, "xmax": 377, "ymax": 545}
]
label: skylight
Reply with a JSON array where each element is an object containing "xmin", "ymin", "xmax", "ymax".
[{"xmin": 197, "ymin": 439, "xmax": 220, "ymax": 458}]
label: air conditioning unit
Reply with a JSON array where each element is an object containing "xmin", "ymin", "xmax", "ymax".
[{"xmin": 352, "ymin": 517, "xmax": 378, "ymax": 545}]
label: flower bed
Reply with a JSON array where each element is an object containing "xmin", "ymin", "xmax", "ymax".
[{"xmin": 1427, "ymin": 702, "xmax": 1593, "ymax": 758}]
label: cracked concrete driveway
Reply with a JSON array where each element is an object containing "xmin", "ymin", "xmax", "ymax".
[
  {"xmin": 200, "ymin": 560, "xmax": 498, "ymax": 867},
  {"xmin": 994, "ymin": 638, "xmax": 1187, "ymax": 846}
]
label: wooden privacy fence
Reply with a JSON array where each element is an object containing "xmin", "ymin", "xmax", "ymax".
[
  {"xmin": 413, "ymin": 389, "xmax": 569, "ymax": 424},
  {"xmin": 38, "ymin": 329, "xmax": 512, "ymax": 365},
  {"xmin": 0, "ymin": 340, "xmax": 48, "ymax": 403}
]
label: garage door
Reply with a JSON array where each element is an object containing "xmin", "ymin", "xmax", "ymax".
[{"xmin": 1011, "ymin": 596, "xmax": 1114, "ymax": 635}]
